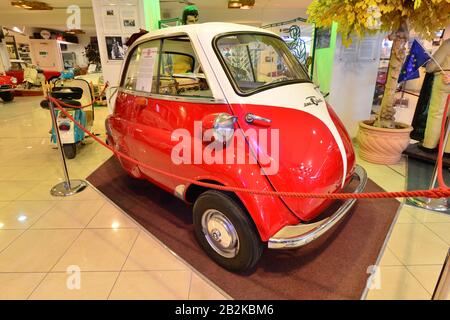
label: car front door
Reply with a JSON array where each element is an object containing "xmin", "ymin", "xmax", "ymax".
[
  {"xmin": 111, "ymin": 39, "xmax": 161, "ymax": 175},
  {"xmin": 127, "ymin": 35, "xmax": 231, "ymax": 192}
]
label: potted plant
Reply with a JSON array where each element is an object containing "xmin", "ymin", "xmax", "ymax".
[
  {"xmin": 84, "ymin": 43, "xmax": 101, "ymax": 72},
  {"xmin": 307, "ymin": 0, "xmax": 450, "ymax": 164}
]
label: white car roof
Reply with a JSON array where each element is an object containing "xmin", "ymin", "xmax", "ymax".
[{"xmin": 134, "ymin": 22, "xmax": 278, "ymax": 44}]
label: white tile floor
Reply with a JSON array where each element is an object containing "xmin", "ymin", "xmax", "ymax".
[
  {"xmin": 0, "ymin": 96, "xmax": 449, "ymax": 300},
  {"xmin": 356, "ymin": 153, "xmax": 450, "ymax": 300}
]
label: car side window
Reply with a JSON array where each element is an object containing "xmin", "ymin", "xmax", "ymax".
[
  {"xmin": 158, "ymin": 37, "xmax": 213, "ymax": 98},
  {"xmin": 121, "ymin": 40, "xmax": 161, "ymax": 93}
]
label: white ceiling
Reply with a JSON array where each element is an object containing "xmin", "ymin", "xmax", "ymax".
[
  {"xmin": 0, "ymin": 0, "xmax": 312, "ymax": 34},
  {"xmin": 0, "ymin": 0, "xmax": 96, "ymax": 34}
]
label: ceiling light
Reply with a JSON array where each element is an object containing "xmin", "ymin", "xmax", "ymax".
[
  {"xmin": 12, "ymin": 26, "xmax": 23, "ymax": 33},
  {"xmin": 228, "ymin": 0, "xmax": 241, "ymax": 9},
  {"xmin": 241, "ymin": 0, "xmax": 255, "ymax": 9},
  {"xmin": 10, "ymin": 1, "xmax": 53, "ymax": 10}
]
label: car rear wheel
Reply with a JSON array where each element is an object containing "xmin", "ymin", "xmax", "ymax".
[
  {"xmin": 0, "ymin": 92, "xmax": 14, "ymax": 102},
  {"xmin": 193, "ymin": 190, "xmax": 263, "ymax": 272},
  {"xmin": 63, "ymin": 143, "xmax": 76, "ymax": 159}
]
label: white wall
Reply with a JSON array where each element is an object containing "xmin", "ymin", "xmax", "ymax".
[
  {"xmin": 91, "ymin": 0, "xmax": 148, "ymax": 112},
  {"xmin": 328, "ymin": 34, "xmax": 384, "ymax": 137}
]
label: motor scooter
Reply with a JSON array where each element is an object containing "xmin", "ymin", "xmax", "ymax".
[
  {"xmin": 23, "ymin": 64, "xmax": 46, "ymax": 89},
  {"xmin": 40, "ymin": 78, "xmax": 95, "ymax": 159}
]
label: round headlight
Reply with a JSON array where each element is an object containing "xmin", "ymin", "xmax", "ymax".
[{"xmin": 11, "ymin": 77, "xmax": 17, "ymax": 84}]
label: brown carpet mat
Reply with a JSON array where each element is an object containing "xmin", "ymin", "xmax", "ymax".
[
  {"xmin": 403, "ymin": 143, "xmax": 450, "ymax": 168},
  {"xmin": 87, "ymin": 157, "xmax": 400, "ymax": 300}
]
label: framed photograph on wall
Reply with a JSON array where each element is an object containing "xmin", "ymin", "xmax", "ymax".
[
  {"xmin": 121, "ymin": 7, "xmax": 139, "ymax": 32},
  {"xmin": 105, "ymin": 36, "xmax": 125, "ymax": 60}
]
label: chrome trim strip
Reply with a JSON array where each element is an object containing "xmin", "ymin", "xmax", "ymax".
[
  {"xmin": 268, "ymin": 165, "xmax": 368, "ymax": 249},
  {"xmin": 118, "ymin": 88, "xmax": 227, "ymax": 104}
]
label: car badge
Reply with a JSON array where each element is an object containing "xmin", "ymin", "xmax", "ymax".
[{"xmin": 304, "ymin": 96, "xmax": 323, "ymax": 107}]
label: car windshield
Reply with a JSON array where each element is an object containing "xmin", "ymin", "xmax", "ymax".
[{"xmin": 215, "ymin": 33, "xmax": 310, "ymax": 94}]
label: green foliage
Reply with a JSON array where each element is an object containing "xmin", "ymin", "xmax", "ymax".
[{"xmin": 307, "ymin": 0, "xmax": 450, "ymax": 45}]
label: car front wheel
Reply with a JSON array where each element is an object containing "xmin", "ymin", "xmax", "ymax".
[
  {"xmin": 0, "ymin": 92, "xmax": 14, "ymax": 102},
  {"xmin": 193, "ymin": 190, "xmax": 263, "ymax": 272}
]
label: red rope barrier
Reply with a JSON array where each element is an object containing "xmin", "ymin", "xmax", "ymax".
[{"xmin": 49, "ymin": 95, "xmax": 450, "ymax": 200}]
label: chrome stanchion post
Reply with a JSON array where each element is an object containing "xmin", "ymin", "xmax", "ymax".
[
  {"xmin": 408, "ymin": 114, "xmax": 450, "ymax": 213},
  {"xmin": 48, "ymin": 92, "xmax": 87, "ymax": 196}
]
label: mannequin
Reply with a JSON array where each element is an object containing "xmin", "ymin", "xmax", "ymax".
[
  {"xmin": 182, "ymin": 5, "xmax": 199, "ymax": 25},
  {"xmin": 410, "ymin": 71, "xmax": 434, "ymax": 141},
  {"xmin": 420, "ymin": 38, "xmax": 450, "ymax": 152}
]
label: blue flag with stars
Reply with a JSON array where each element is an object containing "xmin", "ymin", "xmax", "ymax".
[{"xmin": 398, "ymin": 39, "xmax": 431, "ymax": 83}]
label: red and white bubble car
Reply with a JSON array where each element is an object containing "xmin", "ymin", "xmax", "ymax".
[{"xmin": 106, "ymin": 23, "xmax": 367, "ymax": 272}]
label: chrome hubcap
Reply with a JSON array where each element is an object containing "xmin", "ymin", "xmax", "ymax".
[{"xmin": 201, "ymin": 209, "xmax": 239, "ymax": 258}]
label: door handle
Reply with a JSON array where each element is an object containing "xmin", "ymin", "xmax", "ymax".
[{"xmin": 245, "ymin": 113, "xmax": 271, "ymax": 126}]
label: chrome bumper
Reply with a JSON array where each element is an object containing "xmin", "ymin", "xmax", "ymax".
[{"xmin": 268, "ymin": 165, "xmax": 368, "ymax": 249}]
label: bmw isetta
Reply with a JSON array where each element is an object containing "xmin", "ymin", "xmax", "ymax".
[{"xmin": 106, "ymin": 23, "xmax": 367, "ymax": 272}]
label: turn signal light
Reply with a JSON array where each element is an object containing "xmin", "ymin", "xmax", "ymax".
[
  {"xmin": 213, "ymin": 113, "xmax": 237, "ymax": 143},
  {"xmin": 202, "ymin": 113, "xmax": 237, "ymax": 143}
]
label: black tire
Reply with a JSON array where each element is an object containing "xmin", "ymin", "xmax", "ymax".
[
  {"xmin": 63, "ymin": 143, "xmax": 76, "ymax": 159},
  {"xmin": 193, "ymin": 190, "xmax": 263, "ymax": 272},
  {"xmin": 0, "ymin": 92, "xmax": 14, "ymax": 102}
]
